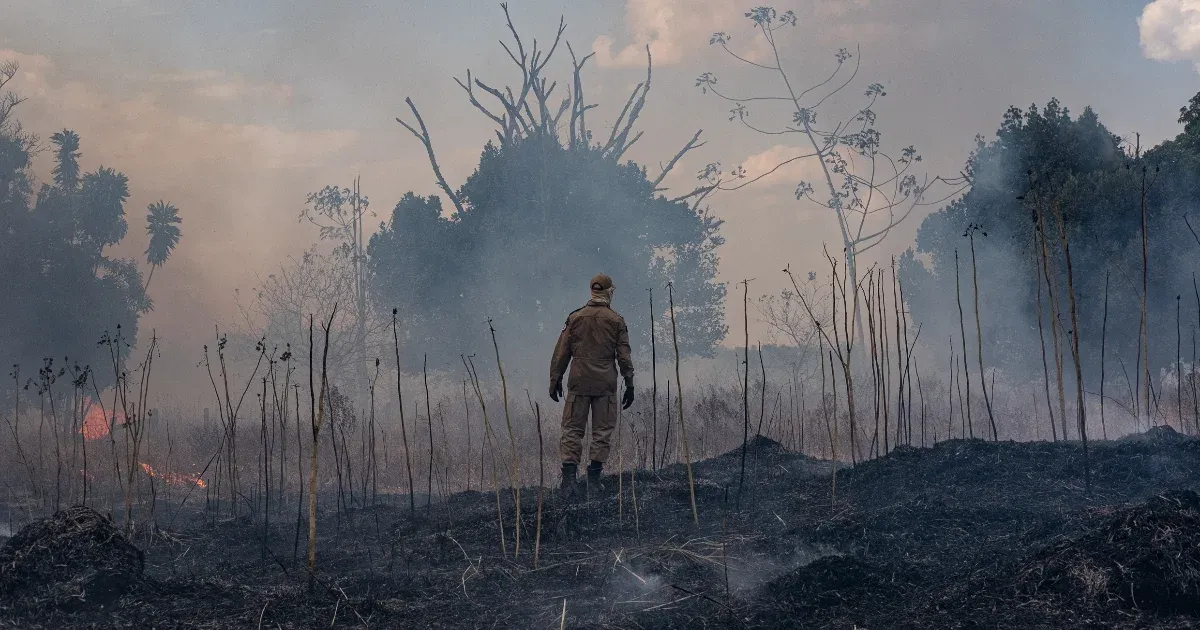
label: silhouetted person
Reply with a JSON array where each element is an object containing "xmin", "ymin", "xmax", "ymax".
[{"xmin": 549, "ymin": 274, "xmax": 635, "ymax": 499}]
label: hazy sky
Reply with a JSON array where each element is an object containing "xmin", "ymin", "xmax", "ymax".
[{"xmin": 1, "ymin": 0, "xmax": 1196, "ymax": 399}]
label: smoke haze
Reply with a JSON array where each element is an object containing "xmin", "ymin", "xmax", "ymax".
[{"xmin": 0, "ymin": 0, "xmax": 1194, "ymax": 398}]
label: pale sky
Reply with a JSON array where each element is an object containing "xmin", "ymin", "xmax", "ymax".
[{"xmin": 0, "ymin": 0, "xmax": 1196, "ymax": 399}]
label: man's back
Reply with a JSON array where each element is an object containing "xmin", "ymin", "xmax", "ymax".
[{"xmin": 550, "ymin": 302, "xmax": 634, "ymax": 397}]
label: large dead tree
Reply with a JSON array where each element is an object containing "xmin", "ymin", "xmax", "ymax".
[{"xmin": 396, "ymin": 3, "xmax": 711, "ymax": 214}]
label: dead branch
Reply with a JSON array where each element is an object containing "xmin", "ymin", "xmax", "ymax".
[
  {"xmin": 454, "ymin": 70, "xmax": 507, "ymax": 132},
  {"xmin": 651, "ymin": 130, "xmax": 705, "ymax": 189},
  {"xmin": 396, "ymin": 97, "xmax": 466, "ymax": 217},
  {"xmin": 605, "ymin": 81, "xmax": 646, "ymax": 151},
  {"xmin": 605, "ymin": 46, "xmax": 652, "ymax": 157},
  {"xmin": 567, "ymin": 42, "xmax": 597, "ymax": 149}
]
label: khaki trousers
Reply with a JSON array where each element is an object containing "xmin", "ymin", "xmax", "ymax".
[{"xmin": 559, "ymin": 393, "xmax": 618, "ymax": 464}]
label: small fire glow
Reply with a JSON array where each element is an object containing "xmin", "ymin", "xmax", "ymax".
[
  {"xmin": 139, "ymin": 462, "xmax": 207, "ymax": 489},
  {"xmin": 80, "ymin": 399, "xmax": 117, "ymax": 441}
]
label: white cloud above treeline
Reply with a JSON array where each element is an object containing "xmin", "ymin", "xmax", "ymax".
[{"xmin": 1140, "ymin": 0, "xmax": 1200, "ymax": 71}]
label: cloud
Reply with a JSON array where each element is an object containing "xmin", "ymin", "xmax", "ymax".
[
  {"xmin": 592, "ymin": 0, "xmax": 905, "ymax": 70},
  {"xmin": 593, "ymin": 0, "xmax": 742, "ymax": 68},
  {"xmin": 1139, "ymin": 0, "xmax": 1200, "ymax": 70},
  {"xmin": 739, "ymin": 144, "xmax": 824, "ymax": 187},
  {"xmin": 154, "ymin": 70, "xmax": 295, "ymax": 107}
]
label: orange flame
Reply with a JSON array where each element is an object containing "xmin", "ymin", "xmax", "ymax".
[
  {"xmin": 81, "ymin": 399, "xmax": 115, "ymax": 441},
  {"xmin": 139, "ymin": 462, "xmax": 207, "ymax": 489}
]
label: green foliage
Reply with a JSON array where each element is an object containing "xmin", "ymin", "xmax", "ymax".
[{"xmin": 369, "ymin": 134, "xmax": 727, "ymax": 371}]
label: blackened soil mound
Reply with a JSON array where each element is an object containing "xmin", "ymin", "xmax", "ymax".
[
  {"xmin": 1011, "ymin": 490, "xmax": 1200, "ymax": 615},
  {"xmin": 0, "ymin": 506, "xmax": 144, "ymax": 611},
  {"xmin": 1118, "ymin": 424, "xmax": 1190, "ymax": 445},
  {"xmin": 757, "ymin": 554, "xmax": 923, "ymax": 618}
]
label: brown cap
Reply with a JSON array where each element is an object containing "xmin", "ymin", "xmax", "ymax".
[{"xmin": 590, "ymin": 274, "xmax": 614, "ymax": 291}]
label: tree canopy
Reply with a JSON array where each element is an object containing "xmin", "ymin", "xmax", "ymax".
[
  {"xmin": 0, "ymin": 63, "xmax": 181, "ymax": 391},
  {"xmin": 369, "ymin": 133, "xmax": 726, "ymax": 371},
  {"xmin": 903, "ymin": 95, "xmax": 1200, "ymax": 383}
]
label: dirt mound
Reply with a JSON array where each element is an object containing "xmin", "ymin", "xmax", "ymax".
[
  {"xmin": 1118, "ymin": 424, "xmax": 1191, "ymax": 445},
  {"xmin": 1012, "ymin": 490, "xmax": 1200, "ymax": 615},
  {"xmin": 707, "ymin": 434, "xmax": 791, "ymax": 463},
  {"xmin": 0, "ymin": 506, "xmax": 144, "ymax": 611},
  {"xmin": 752, "ymin": 554, "xmax": 923, "ymax": 621}
]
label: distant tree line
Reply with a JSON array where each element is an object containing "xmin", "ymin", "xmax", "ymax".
[
  {"xmin": 903, "ymin": 94, "xmax": 1200, "ymax": 387},
  {"xmin": 0, "ymin": 61, "xmax": 181, "ymax": 393}
]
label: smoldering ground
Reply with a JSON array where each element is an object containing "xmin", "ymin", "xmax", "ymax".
[{"xmin": 5, "ymin": 427, "xmax": 1200, "ymax": 628}]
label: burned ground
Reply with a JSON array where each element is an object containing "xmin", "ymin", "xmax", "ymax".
[{"xmin": 2, "ymin": 427, "xmax": 1200, "ymax": 629}]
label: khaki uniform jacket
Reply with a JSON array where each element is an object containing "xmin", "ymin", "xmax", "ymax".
[{"xmin": 550, "ymin": 301, "xmax": 635, "ymax": 396}]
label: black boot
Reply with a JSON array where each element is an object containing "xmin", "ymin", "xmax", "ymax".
[
  {"xmin": 561, "ymin": 462, "xmax": 578, "ymax": 501},
  {"xmin": 586, "ymin": 460, "xmax": 603, "ymax": 497}
]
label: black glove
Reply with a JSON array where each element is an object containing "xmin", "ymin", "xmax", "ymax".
[
  {"xmin": 550, "ymin": 379, "xmax": 563, "ymax": 402},
  {"xmin": 621, "ymin": 383, "xmax": 635, "ymax": 410}
]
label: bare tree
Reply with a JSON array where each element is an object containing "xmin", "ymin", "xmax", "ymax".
[
  {"xmin": 697, "ymin": 7, "xmax": 965, "ymax": 354},
  {"xmin": 232, "ymin": 247, "xmax": 389, "ymax": 389},
  {"xmin": 298, "ymin": 178, "xmax": 373, "ymax": 399},
  {"xmin": 396, "ymin": 3, "xmax": 711, "ymax": 217}
]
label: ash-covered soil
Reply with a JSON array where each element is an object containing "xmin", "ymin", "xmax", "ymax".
[{"xmin": 3, "ymin": 426, "xmax": 1200, "ymax": 629}]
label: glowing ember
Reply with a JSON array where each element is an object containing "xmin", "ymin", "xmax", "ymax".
[{"xmin": 139, "ymin": 462, "xmax": 207, "ymax": 488}]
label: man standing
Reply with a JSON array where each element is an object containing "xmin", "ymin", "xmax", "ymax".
[{"xmin": 549, "ymin": 274, "xmax": 635, "ymax": 499}]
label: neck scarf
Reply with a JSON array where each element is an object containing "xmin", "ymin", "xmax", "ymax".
[{"xmin": 589, "ymin": 287, "xmax": 615, "ymax": 305}]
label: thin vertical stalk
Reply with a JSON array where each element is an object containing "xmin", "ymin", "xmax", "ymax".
[
  {"xmin": 954, "ymin": 250, "xmax": 973, "ymax": 438},
  {"xmin": 826, "ymin": 348, "xmax": 838, "ymax": 506},
  {"xmin": 1037, "ymin": 206, "xmax": 1068, "ymax": 439},
  {"xmin": 668, "ymin": 283, "xmax": 698, "ymax": 524},
  {"xmin": 391, "ymin": 309, "xmax": 415, "ymax": 516},
  {"xmin": 916, "ymin": 364, "xmax": 926, "ymax": 447},
  {"xmin": 1139, "ymin": 148, "xmax": 1150, "ymax": 429},
  {"xmin": 968, "ymin": 228, "xmax": 998, "ymax": 441},
  {"xmin": 424, "ymin": 354, "xmax": 433, "ymax": 509},
  {"xmin": 1194, "ymin": 274, "xmax": 1200, "ymax": 434},
  {"xmin": 309, "ymin": 306, "xmax": 337, "ymax": 587},
  {"xmin": 1054, "ymin": 205, "xmax": 1089, "ymax": 491},
  {"xmin": 463, "ymin": 355, "xmax": 506, "ymax": 556},
  {"xmin": 1100, "ymin": 272, "xmax": 1109, "ymax": 440},
  {"xmin": 1178, "ymin": 295, "xmax": 1184, "ymax": 432},
  {"xmin": 946, "ymin": 338, "xmax": 954, "ymax": 439},
  {"xmin": 260, "ymin": 375, "xmax": 268, "ymax": 561},
  {"xmin": 1034, "ymin": 230, "xmax": 1058, "ymax": 441},
  {"xmin": 1193, "ymin": 327, "xmax": 1199, "ymax": 436},
  {"xmin": 487, "ymin": 320, "xmax": 520, "ymax": 558},
  {"xmin": 892, "ymin": 258, "xmax": 906, "ymax": 446},
  {"xmin": 661, "ymin": 380, "xmax": 672, "ymax": 467},
  {"xmin": 648, "ymin": 288, "xmax": 658, "ymax": 471},
  {"xmin": 631, "ymin": 420, "xmax": 640, "ymax": 539},
  {"xmin": 532, "ymin": 396, "xmax": 544, "ymax": 568},
  {"xmin": 757, "ymin": 343, "xmax": 767, "ymax": 439},
  {"xmin": 461, "ymin": 379, "xmax": 471, "ymax": 492},
  {"xmin": 739, "ymin": 279, "xmax": 750, "ymax": 509}
]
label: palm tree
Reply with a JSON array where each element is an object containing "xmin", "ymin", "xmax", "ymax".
[
  {"xmin": 144, "ymin": 200, "xmax": 181, "ymax": 291},
  {"xmin": 49, "ymin": 129, "xmax": 81, "ymax": 189}
]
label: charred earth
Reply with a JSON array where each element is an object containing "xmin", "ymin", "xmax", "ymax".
[{"xmin": 2, "ymin": 427, "xmax": 1200, "ymax": 628}]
